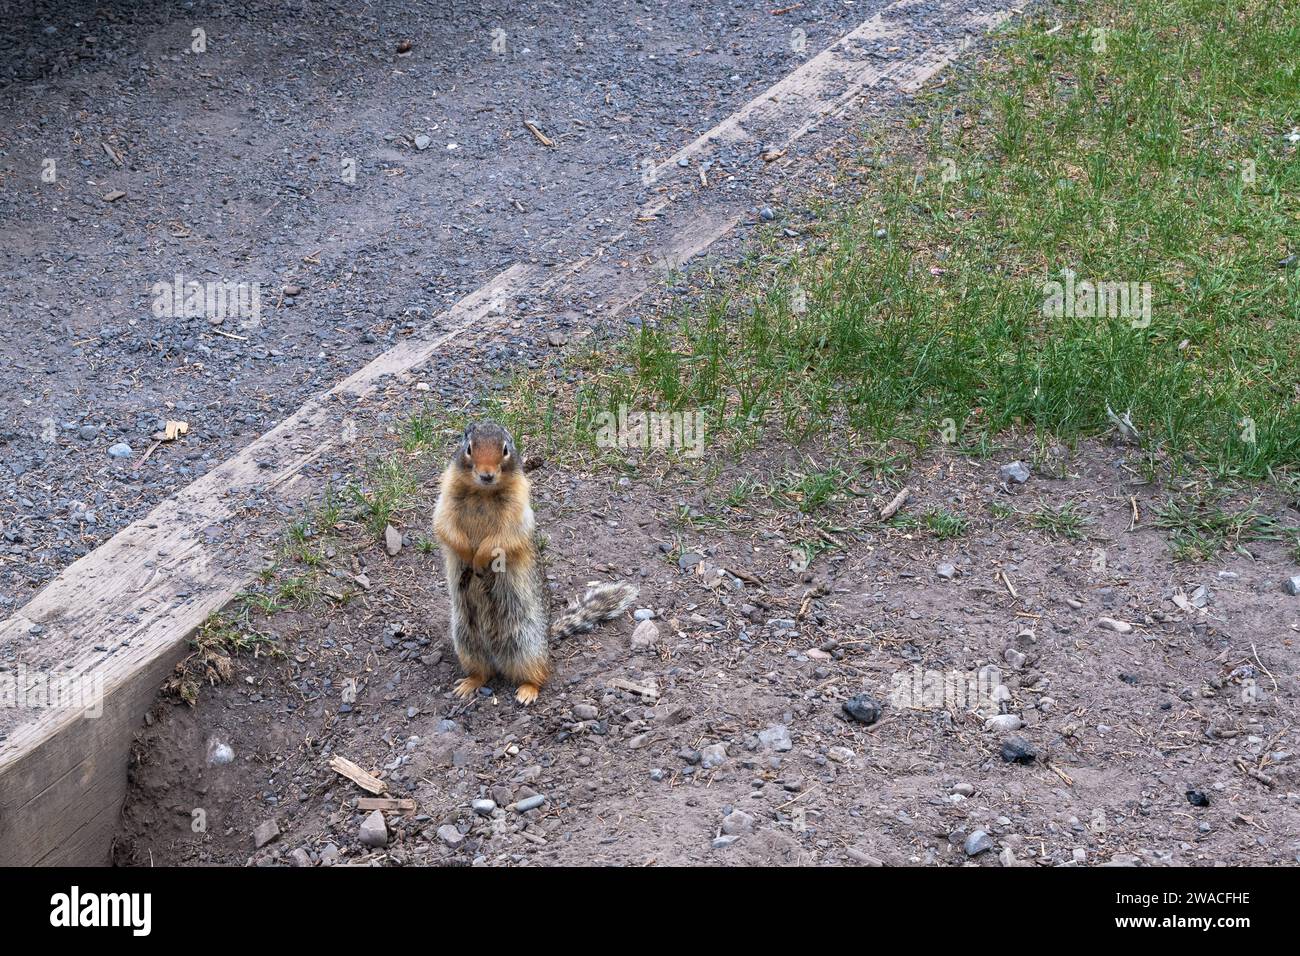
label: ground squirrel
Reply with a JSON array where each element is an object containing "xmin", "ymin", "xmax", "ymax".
[{"xmin": 433, "ymin": 421, "xmax": 638, "ymax": 704}]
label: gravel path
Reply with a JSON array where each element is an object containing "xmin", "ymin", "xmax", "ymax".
[{"xmin": 0, "ymin": 0, "xmax": 893, "ymax": 610}]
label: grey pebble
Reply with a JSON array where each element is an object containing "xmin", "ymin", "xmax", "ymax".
[
  {"xmin": 999, "ymin": 461, "xmax": 1030, "ymax": 484},
  {"xmin": 964, "ymin": 830, "xmax": 993, "ymax": 856},
  {"xmin": 359, "ymin": 809, "xmax": 388, "ymax": 848},
  {"xmin": 513, "ymin": 794, "xmax": 546, "ymax": 813}
]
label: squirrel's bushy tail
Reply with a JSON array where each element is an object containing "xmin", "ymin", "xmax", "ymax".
[{"xmin": 550, "ymin": 582, "xmax": 638, "ymax": 640}]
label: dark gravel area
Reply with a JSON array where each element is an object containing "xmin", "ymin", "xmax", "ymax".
[{"xmin": 0, "ymin": 0, "xmax": 893, "ymax": 610}]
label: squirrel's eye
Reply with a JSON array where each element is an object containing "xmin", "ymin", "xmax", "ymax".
[
  {"xmin": 502, "ymin": 446, "xmax": 510, "ymax": 459},
  {"xmin": 464, "ymin": 443, "xmax": 473, "ymax": 458}
]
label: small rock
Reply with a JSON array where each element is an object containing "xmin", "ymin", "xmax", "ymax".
[
  {"xmin": 1185, "ymin": 789, "xmax": 1211, "ymax": 808},
  {"xmin": 206, "ymin": 738, "xmax": 235, "ymax": 766},
  {"xmin": 512, "ymin": 794, "xmax": 546, "ymax": 813},
  {"xmin": 936, "ymin": 562, "xmax": 957, "ymax": 580},
  {"xmin": 827, "ymin": 746, "xmax": 854, "ymax": 764},
  {"xmin": 712, "ymin": 835, "xmax": 740, "ymax": 849},
  {"xmin": 573, "ymin": 704, "xmax": 598, "ymax": 721},
  {"xmin": 999, "ymin": 461, "xmax": 1030, "ymax": 484},
  {"xmin": 1097, "ymin": 617, "xmax": 1133, "ymax": 634},
  {"xmin": 984, "ymin": 714, "xmax": 1023, "ymax": 733},
  {"xmin": 252, "ymin": 819, "xmax": 280, "ymax": 849},
  {"xmin": 700, "ymin": 743, "xmax": 728, "ymax": 769},
  {"xmin": 359, "ymin": 810, "xmax": 388, "ymax": 848},
  {"xmin": 842, "ymin": 694, "xmax": 881, "ymax": 724},
  {"xmin": 951, "ymin": 783, "xmax": 975, "ymax": 797},
  {"xmin": 964, "ymin": 830, "xmax": 993, "ymax": 856},
  {"xmin": 472, "ymin": 799, "xmax": 496, "ymax": 816},
  {"xmin": 759, "ymin": 206, "xmax": 775, "ymax": 221},
  {"xmin": 437, "ymin": 824, "xmax": 464, "ymax": 847},
  {"xmin": 721, "ymin": 809, "xmax": 754, "ymax": 835},
  {"xmin": 757, "ymin": 724, "xmax": 792, "ymax": 752},
  {"xmin": 677, "ymin": 552, "xmax": 704, "ymax": 571},
  {"xmin": 633, "ymin": 608, "xmax": 655, "ymax": 621},
  {"xmin": 289, "ymin": 848, "xmax": 313, "ymax": 867},
  {"xmin": 107, "ymin": 442, "xmax": 132, "ymax": 459},
  {"xmin": 384, "ymin": 524, "xmax": 403, "ymax": 556},
  {"xmin": 1000, "ymin": 736, "xmax": 1037, "ymax": 764},
  {"xmin": 630, "ymin": 619, "xmax": 660, "ymax": 649},
  {"xmin": 1283, "ymin": 575, "xmax": 1300, "ymax": 596},
  {"xmin": 414, "ymin": 134, "xmax": 431, "ymax": 150}
]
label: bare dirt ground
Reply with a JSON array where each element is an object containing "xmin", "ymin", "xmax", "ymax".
[{"xmin": 115, "ymin": 430, "xmax": 1300, "ymax": 866}]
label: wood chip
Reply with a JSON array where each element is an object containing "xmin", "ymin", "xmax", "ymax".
[
  {"xmin": 999, "ymin": 570, "xmax": 1018, "ymax": 599},
  {"xmin": 329, "ymin": 755, "xmax": 387, "ymax": 794},
  {"xmin": 102, "ymin": 190, "xmax": 126, "ymax": 202},
  {"xmin": 102, "ymin": 142, "xmax": 123, "ymax": 166},
  {"xmin": 357, "ymin": 797, "xmax": 416, "ymax": 813},
  {"xmin": 1046, "ymin": 760, "xmax": 1074, "ymax": 786},
  {"xmin": 609, "ymin": 678, "xmax": 658, "ymax": 699},
  {"xmin": 725, "ymin": 566, "xmax": 764, "ymax": 587},
  {"xmin": 524, "ymin": 120, "xmax": 555, "ymax": 148},
  {"xmin": 879, "ymin": 486, "xmax": 911, "ymax": 520},
  {"xmin": 1235, "ymin": 759, "xmax": 1276, "ymax": 788}
]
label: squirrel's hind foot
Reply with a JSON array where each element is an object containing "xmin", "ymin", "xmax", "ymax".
[
  {"xmin": 453, "ymin": 675, "xmax": 488, "ymax": 700},
  {"xmin": 515, "ymin": 682, "xmax": 541, "ymax": 705}
]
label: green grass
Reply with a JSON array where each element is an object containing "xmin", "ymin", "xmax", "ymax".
[
  {"xmin": 780, "ymin": 467, "xmax": 852, "ymax": 514},
  {"xmin": 891, "ymin": 508, "xmax": 971, "ymax": 540},
  {"xmin": 1153, "ymin": 489, "xmax": 1292, "ymax": 560},
  {"xmin": 492, "ymin": 0, "xmax": 1300, "ymax": 482},
  {"xmin": 349, "ymin": 455, "xmax": 420, "ymax": 540},
  {"xmin": 1028, "ymin": 503, "xmax": 1092, "ymax": 540}
]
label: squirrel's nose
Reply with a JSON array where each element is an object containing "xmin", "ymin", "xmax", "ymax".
[{"xmin": 476, "ymin": 471, "xmax": 496, "ymax": 484}]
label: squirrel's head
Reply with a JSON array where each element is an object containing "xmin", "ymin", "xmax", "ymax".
[{"xmin": 454, "ymin": 421, "xmax": 519, "ymax": 490}]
